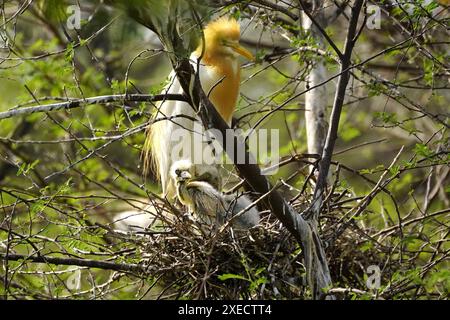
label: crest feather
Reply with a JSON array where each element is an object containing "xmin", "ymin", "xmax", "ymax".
[{"xmin": 204, "ymin": 17, "xmax": 240, "ymax": 41}]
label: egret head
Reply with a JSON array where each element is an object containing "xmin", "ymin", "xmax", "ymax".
[
  {"xmin": 170, "ymin": 160, "xmax": 193, "ymax": 183},
  {"xmin": 199, "ymin": 17, "xmax": 254, "ymax": 61},
  {"xmin": 170, "ymin": 160, "xmax": 221, "ymax": 189}
]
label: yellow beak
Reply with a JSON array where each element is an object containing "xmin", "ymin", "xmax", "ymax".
[{"xmin": 229, "ymin": 43, "xmax": 254, "ymax": 61}]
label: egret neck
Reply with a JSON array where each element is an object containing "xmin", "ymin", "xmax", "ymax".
[{"xmin": 193, "ymin": 17, "xmax": 254, "ymax": 125}]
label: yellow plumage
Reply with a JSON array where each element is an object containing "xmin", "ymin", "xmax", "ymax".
[
  {"xmin": 143, "ymin": 17, "xmax": 253, "ymax": 199},
  {"xmin": 196, "ymin": 17, "xmax": 253, "ymax": 123}
]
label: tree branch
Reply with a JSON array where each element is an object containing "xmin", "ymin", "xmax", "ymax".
[
  {"xmin": 0, "ymin": 94, "xmax": 187, "ymax": 120},
  {"xmin": 297, "ymin": 0, "xmax": 344, "ymax": 59},
  {"xmin": 300, "ymin": 0, "xmax": 330, "ymax": 159},
  {"xmin": 0, "ymin": 253, "xmax": 144, "ymax": 273},
  {"xmin": 311, "ymin": 0, "xmax": 365, "ymax": 219}
]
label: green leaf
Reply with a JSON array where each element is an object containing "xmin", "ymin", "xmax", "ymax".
[
  {"xmin": 413, "ymin": 143, "xmax": 432, "ymax": 158},
  {"xmin": 389, "ymin": 165, "xmax": 400, "ymax": 176},
  {"xmin": 359, "ymin": 242, "xmax": 374, "ymax": 252},
  {"xmin": 423, "ymin": 59, "xmax": 435, "ymax": 86},
  {"xmin": 374, "ymin": 111, "xmax": 398, "ymax": 125},
  {"xmin": 16, "ymin": 163, "xmax": 26, "ymax": 176},
  {"xmin": 65, "ymin": 42, "xmax": 75, "ymax": 62},
  {"xmin": 218, "ymin": 273, "xmax": 249, "ymax": 282}
]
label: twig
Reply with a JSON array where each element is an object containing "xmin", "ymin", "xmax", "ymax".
[
  {"xmin": 0, "ymin": 253, "xmax": 144, "ymax": 273},
  {"xmin": 0, "ymin": 94, "xmax": 187, "ymax": 120},
  {"xmin": 310, "ymin": 0, "xmax": 365, "ymax": 220}
]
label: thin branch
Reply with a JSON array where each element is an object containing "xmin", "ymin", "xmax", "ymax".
[
  {"xmin": 0, "ymin": 253, "xmax": 144, "ymax": 273},
  {"xmin": 0, "ymin": 94, "xmax": 187, "ymax": 120},
  {"xmin": 297, "ymin": 0, "xmax": 344, "ymax": 60},
  {"xmin": 310, "ymin": 0, "xmax": 365, "ymax": 219}
]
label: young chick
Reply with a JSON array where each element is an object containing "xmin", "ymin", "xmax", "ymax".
[{"xmin": 171, "ymin": 160, "xmax": 260, "ymax": 229}]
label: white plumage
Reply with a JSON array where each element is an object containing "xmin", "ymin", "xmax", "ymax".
[
  {"xmin": 143, "ymin": 17, "xmax": 253, "ymax": 200},
  {"xmin": 145, "ymin": 56, "xmax": 225, "ymax": 199}
]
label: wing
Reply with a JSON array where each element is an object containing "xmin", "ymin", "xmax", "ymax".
[
  {"xmin": 224, "ymin": 193, "xmax": 260, "ymax": 229},
  {"xmin": 186, "ymin": 181, "xmax": 227, "ymax": 221},
  {"xmin": 144, "ymin": 54, "xmax": 225, "ymax": 199},
  {"xmin": 144, "ymin": 69, "xmax": 198, "ymax": 198}
]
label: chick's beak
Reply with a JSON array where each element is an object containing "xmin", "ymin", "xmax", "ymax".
[
  {"xmin": 230, "ymin": 43, "xmax": 254, "ymax": 61},
  {"xmin": 180, "ymin": 171, "xmax": 191, "ymax": 180}
]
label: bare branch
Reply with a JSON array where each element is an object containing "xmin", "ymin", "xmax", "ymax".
[
  {"xmin": 311, "ymin": 0, "xmax": 365, "ymax": 219},
  {"xmin": 0, "ymin": 253, "xmax": 144, "ymax": 273},
  {"xmin": 0, "ymin": 94, "xmax": 187, "ymax": 120}
]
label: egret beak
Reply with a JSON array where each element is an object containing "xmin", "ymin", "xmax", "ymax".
[
  {"xmin": 229, "ymin": 43, "xmax": 254, "ymax": 61},
  {"xmin": 180, "ymin": 171, "xmax": 191, "ymax": 180}
]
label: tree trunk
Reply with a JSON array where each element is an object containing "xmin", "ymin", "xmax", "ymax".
[
  {"xmin": 302, "ymin": 2, "xmax": 329, "ymax": 160},
  {"xmin": 299, "ymin": 0, "xmax": 335, "ymax": 299}
]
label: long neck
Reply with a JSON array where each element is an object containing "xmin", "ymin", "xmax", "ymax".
[{"xmin": 193, "ymin": 46, "xmax": 240, "ymax": 125}]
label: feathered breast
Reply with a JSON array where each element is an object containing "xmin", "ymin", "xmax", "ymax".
[{"xmin": 200, "ymin": 56, "xmax": 240, "ymax": 125}]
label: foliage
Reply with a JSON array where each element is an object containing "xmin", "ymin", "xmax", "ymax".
[{"xmin": 0, "ymin": 0, "xmax": 448, "ymax": 300}]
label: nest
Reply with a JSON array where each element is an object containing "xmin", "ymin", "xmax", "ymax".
[
  {"xmin": 105, "ymin": 191, "xmax": 390, "ymax": 299},
  {"xmin": 114, "ymin": 208, "xmax": 308, "ymax": 299}
]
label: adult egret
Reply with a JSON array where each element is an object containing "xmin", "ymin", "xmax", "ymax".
[{"xmin": 143, "ymin": 17, "xmax": 254, "ymax": 199}]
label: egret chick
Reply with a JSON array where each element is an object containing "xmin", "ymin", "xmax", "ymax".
[{"xmin": 171, "ymin": 160, "xmax": 260, "ymax": 229}]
